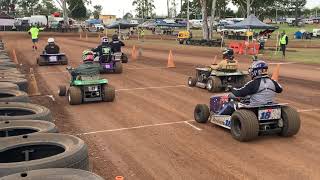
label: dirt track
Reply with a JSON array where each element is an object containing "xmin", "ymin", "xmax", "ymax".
[{"xmin": 3, "ymin": 32, "xmax": 320, "ymax": 180}]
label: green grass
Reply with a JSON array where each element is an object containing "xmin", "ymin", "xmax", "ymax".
[{"xmin": 264, "ymin": 48, "xmax": 320, "ymax": 64}]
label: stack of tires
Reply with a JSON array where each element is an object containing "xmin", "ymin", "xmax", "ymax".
[{"xmin": 0, "ymin": 41, "xmax": 104, "ymax": 179}]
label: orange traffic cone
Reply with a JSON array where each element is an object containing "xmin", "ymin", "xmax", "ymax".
[
  {"xmin": 131, "ymin": 45, "xmax": 137, "ymax": 60},
  {"xmin": 12, "ymin": 49, "xmax": 18, "ymax": 64},
  {"xmin": 271, "ymin": 64, "xmax": 280, "ymax": 81},
  {"xmin": 115, "ymin": 176, "xmax": 124, "ymax": 180},
  {"xmin": 167, "ymin": 50, "xmax": 176, "ymax": 68},
  {"xmin": 85, "ymin": 33, "xmax": 88, "ymax": 39},
  {"xmin": 212, "ymin": 55, "xmax": 217, "ymax": 65},
  {"xmin": 80, "ymin": 33, "xmax": 82, "ymax": 39},
  {"xmin": 28, "ymin": 68, "xmax": 41, "ymax": 96}
]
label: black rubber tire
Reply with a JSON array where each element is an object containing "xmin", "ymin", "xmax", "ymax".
[
  {"xmin": 114, "ymin": 62, "xmax": 123, "ymax": 74},
  {"xmin": 0, "ymin": 102, "xmax": 53, "ymax": 122},
  {"xmin": 121, "ymin": 54, "xmax": 128, "ymax": 63},
  {"xmin": 0, "ymin": 69, "xmax": 21, "ymax": 74},
  {"xmin": 68, "ymin": 86, "xmax": 82, "ymax": 105},
  {"xmin": 0, "ymin": 133, "xmax": 89, "ymax": 177},
  {"xmin": 0, "ymin": 72, "xmax": 25, "ymax": 78},
  {"xmin": 0, "ymin": 77, "xmax": 28, "ymax": 92},
  {"xmin": 37, "ymin": 57, "xmax": 46, "ymax": 66},
  {"xmin": 102, "ymin": 85, "xmax": 115, "ymax": 102},
  {"xmin": 0, "ymin": 89, "xmax": 29, "ymax": 102},
  {"xmin": 280, "ymin": 106, "xmax": 301, "ymax": 137},
  {"xmin": 0, "ymin": 168, "xmax": 104, "ymax": 180},
  {"xmin": 60, "ymin": 56, "xmax": 68, "ymax": 65},
  {"xmin": 206, "ymin": 76, "xmax": 222, "ymax": 92},
  {"xmin": 58, "ymin": 86, "xmax": 66, "ymax": 96},
  {"xmin": 0, "ymin": 82, "xmax": 19, "ymax": 90},
  {"xmin": 187, "ymin": 77, "xmax": 197, "ymax": 87},
  {"xmin": 0, "ymin": 120, "xmax": 58, "ymax": 138},
  {"xmin": 0, "ymin": 66, "xmax": 17, "ymax": 71},
  {"xmin": 194, "ymin": 104, "xmax": 210, "ymax": 123},
  {"xmin": 0, "ymin": 62, "xmax": 16, "ymax": 68},
  {"xmin": 231, "ymin": 109, "xmax": 259, "ymax": 142}
]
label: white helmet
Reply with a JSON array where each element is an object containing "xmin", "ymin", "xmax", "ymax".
[{"xmin": 48, "ymin": 38, "xmax": 55, "ymax": 43}]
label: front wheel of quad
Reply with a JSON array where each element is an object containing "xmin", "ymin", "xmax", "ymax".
[
  {"xmin": 231, "ymin": 110, "xmax": 259, "ymax": 142},
  {"xmin": 194, "ymin": 104, "xmax": 210, "ymax": 123},
  {"xmin": 68, "ymin": 86, "xmax": 82, "ymax": 105},
  {"xmin": 58, "ymin": 85, "xmax": 67, "ymax": 96},
  {"xmin": 279, "ymin": 106, "xmax": 301, "ymax": 137},
  {"xmin": 61, "ymin": 56, "xmax": 68, "ymax": 65},
  {"xmin": 207, "ymin": 76, "xmax": 222, "ymax": 92},
  {"xmin": 114, "ymin": 62, "xmax": 123, "ymax": 74},
  {"xmin": 102, "ymin": 85, "xmax": 115, "ymax": 102},
  {"xmin": 37, "ymin": 57, "xmax": 46, "ymax": 66},
  {"xmin": 188, "ymin": 77, "xmax": 197, "ymax": 87}
]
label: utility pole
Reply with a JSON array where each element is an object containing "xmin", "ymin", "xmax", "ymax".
[{"xmin": 187, "ymin": 0, "xmax": 190, "ymax": 31}]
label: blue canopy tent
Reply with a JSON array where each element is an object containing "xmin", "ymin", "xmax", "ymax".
[
  {"xmin": 225, "ymin": 14, "xmax": 278, "ymax": 30},
  {"xmin": 106, "ymin": 20, "xmax": 138, "ymax": 29}
]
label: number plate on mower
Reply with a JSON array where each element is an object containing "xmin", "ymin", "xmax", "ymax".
[
  {"xmin": 258, "ymin": 108, "xmax": 281, "ymax": 120},
  {"xmin": 105, "ymin": 64, "xmax": 111, "ymax": 69},
  {"xmin": 49, "ymin": 56, "xmax": 57, "ymax": 62},
  {"xmin": 88, "ymin": 86, "xmax": 98, "ymax": 92}
]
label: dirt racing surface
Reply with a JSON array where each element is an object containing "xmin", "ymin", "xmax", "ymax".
[{"xmin": 2, "ymin": 32, "xmax": 320, "ymax": 180}]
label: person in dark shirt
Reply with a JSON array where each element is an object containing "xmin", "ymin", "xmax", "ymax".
[
  {"xmin": 109, "ymin": 34, "xmax": 125, "ymax": 53},
  {"xmin": 92, "ymin": 37, "xmax": 112, "ymax": 62},
  {"xmin": 44, "ymin": 38, "xmax": 60, "ymax": 54},
  {"xmin": 70, "ymin": 50, "xmax": 100, "ymax": 81}
]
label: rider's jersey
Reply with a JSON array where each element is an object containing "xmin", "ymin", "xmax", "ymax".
[
  {"xmin": 210, "ymin": 59, "xmax": 238, "ymax": 71},
  {"xmin": 45, "ymin": 43, "xmax": 60, "ymax": 54},
  {"xmin": 110, "ymin": 40, "xmax": 125, "ymax": 53},
  {"xmin": 28, "ymin": 27, "xmax": 44, "ymax": 39},
  {"xmin": 92, "ymin": 43, "xmax": 111, "ymax": 56},
  {"xmin": 231, "ymin": 76, "xmax": 283, "ymax": 106}
]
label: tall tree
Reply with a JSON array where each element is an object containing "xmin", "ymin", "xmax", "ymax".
[
  {"xmin": 17, "ymin": 0, "xmax": 39, "ymax": 16},
  {"xmin": 123, "ymin": 12, "xmax": 133, "ymax": 20},
  {"xmin": 170, "ymin": 0, "xmax": 177, "ymax": 17},
  {"xmin": 92, "ymin": 5, "xmax": 103, "ymax": 19},
  {"xmin": 232, "ymin": 0, "xmax": 255, "ymax": 17},
  {"xmin": 199, "ymin": 0, "xmax": 209, "ymax": 40},
  {"xmin": 288, "ymin": 0, "xmax": 306, "ymax": 26},
  {"xmin": 35, "ymin": 0, "xmax": 59, "ymax": 15},
  {"xmin": 68, "ymin": 0, "xmax": 87, "ymax": 19},
  {"xmin": 167, "ymin": 0, "xmax": 170, "ymax": 17},
  {"xmin": 132, "ymin": 0, "xmax": 155, "ymax": 18}
]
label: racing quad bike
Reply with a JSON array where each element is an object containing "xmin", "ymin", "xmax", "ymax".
[
  {"xmin": 37, "ymin": 52, "xmax": 68, "ymax": 66},
  {"xmin": 188, "ymin": 67, "xmax": 250, "ymax": 92},
  {"xmin": 194, "ymin": 94, "xmax": 301, "ymax": 142},
  {"xmin": 58, "ymin": 67, "xmax": 115, "ymax": 105},
  {"xmin": 94, "ymin": 52, "xmax": 123, "ymax": 74}
]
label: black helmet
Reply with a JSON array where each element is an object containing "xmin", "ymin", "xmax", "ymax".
[
  {"xmin": 222, "ymin": 48, "xmax": 234, "ymax": 60},
  {"xmin": 112, "ymin": 34, "xmax": 119, "ymax": 41}
]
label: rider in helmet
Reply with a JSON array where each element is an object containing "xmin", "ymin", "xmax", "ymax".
[
  {"xmin": 70, "ymin": 50, "xmax": 100, "ymax": 81},
  {"xmin": 109, "ymin": 34, "xmax": 125, "ymax": 53},
  {"xmin": 92, "ymin": 37, "xmax": 112, "ymax": 62},
  {"xmin": 231, "ymin": 60, "xmax": 283, "ymax": 106},
  {"xmin": 218, "ymin": 60, "xmax": 283, "ymax": 115},
  {"xmin": 211, "ymin": 48, "xmax": 238, "ymax": 71},
  {"xmin": 44, "ymin": 38, "xmax": 60, "ymax": 54}
]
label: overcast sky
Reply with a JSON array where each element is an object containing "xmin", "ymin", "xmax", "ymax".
[{"xmin": 89, "ymin": 0, "xmax": 320, "ymax": 18}]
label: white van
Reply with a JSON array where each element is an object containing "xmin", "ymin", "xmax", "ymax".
[
  {"xmin": 304, "ymin": 19, "xmax": 314, "ymax": 24},
  {"xmin": 29, "ymin": 15, "xmax": 48, "ymax": 26},
  {"xmin": 313, "ymin": 29, "xmax": 320, "ymax": 37}
]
